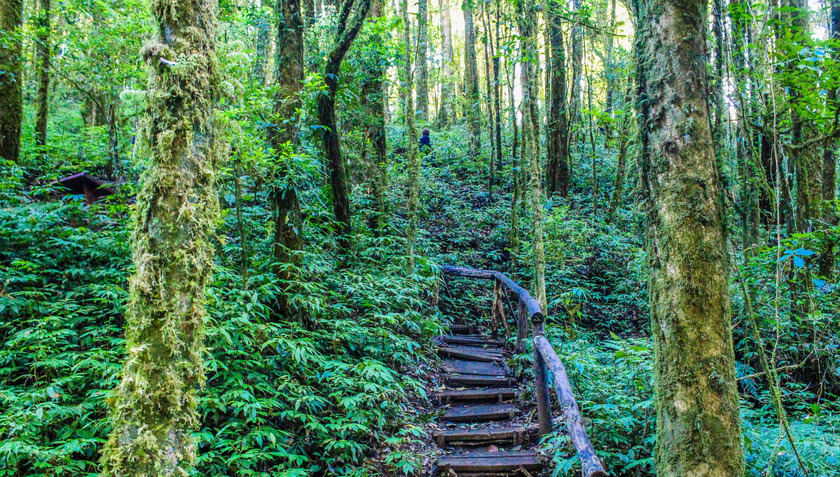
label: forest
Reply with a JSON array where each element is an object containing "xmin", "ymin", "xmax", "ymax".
[{"xmin": 0, "ymin": 0, "xmax": 839, "ymax": 473}]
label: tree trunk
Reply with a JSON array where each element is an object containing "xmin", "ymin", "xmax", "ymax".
[
  {"xmin": 438, "ymin": 0, "xmax": 454, "ymax": 126},
  {"xmin": 316, "ymin": 0, "xmax": 373, "ymax": 252},
  {"xmin": 0, "ymin": 0, "xmax": 23, "ymax": 163},
  {"xmin": 101, "ymin": 0, "xmax": 221, "ymax": 470},
  {"xmin": 492, "ymin": 0, "xmax": 502, "ymax": 175},
  {"xmin": 482, "ymin": 3, "xmax": 495, "ymax": 198},
  {"xmin": 416, "ymin": 0, "xmax": 429, "ymax": 119},
  {"xmin": 635, "ymin": 0, "xmax": 745, "ymax": 472},
  {"xmin": 252, "ymin": 15, "xmax": 270, "ymax": 86},
  {"xmin": 402, "ymin": 0, "xmax": 420, "ymax": 267},
  {"xmin": 569, "ymin": 0, "xmax": 583, "ymax": 138},
  {"xmin": 35, "ymin": 0, "xmax": 51, "ymax": 147},
  {"xmin": 603, "ymin": 0, "xmax": 616, "ymax": 141},
  {"xmin": 517, "ymin": 0, "xmax": 546, "ymax": 311},
  {"xmin": 363, "ymin": 0, "xmax": 389, "ymax": 232},
  {"xmin": 545, "ymin": 0, "xmax": 570, "ymax": 197},
  {"xmin": 463, "ymin": 0, "xmax": 481, "ymax": 157},
  {"xmin": 270, "ymin": 0, "xmax": 305, "ymax": 317},
  {"xmin": 607, "ymin": 85, "xmax": 632, "ymax": 224}
]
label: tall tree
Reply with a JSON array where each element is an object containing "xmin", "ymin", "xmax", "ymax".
[
  {"xmin": 316, "ymin": 0, "xmax": 374, "ymax": 251},
  {"xmin": 517, "ymin": 0, "xmax": 546, "ymax": 311},
  {"xmin": 100, "ymin": 0, "xmax": 221, "ymax": 471},
  {"xmin": 438, "ymin": 0, "xmax": 454, "ymax": 125},
  {"xmin": 270, "ymin": 0, "xmax": 305, "ymax": 316},
  {"xmin": 416, "ymin": 0, "xmax": 429, "ymax": 119},
  {"xmin": 361, "ymin": 0, "xmax": 389, "ymax": 232},
  {"xmin": 635, "ymin": 0, "xmax": 745, "ymax": 472},
  {"xmin": 0, "ymin": 0, "xmax": 23, "ymax": 162},
  {"xmin": 463, "ymin": 0, "xmax": 481, "ymax": 157},
  {"xmin": 35, "ymin": 0, "xmax": 51, "ymax": 147},
  {"xmin": 402, "ymin": 0, "xmax": 421, "ymax": 266},
  {"xmin": 569, "ymin": 0, "xmax": 583, "ymax": 138},
  {"xmin": 252, "ymin": 13, "xmax": 271, "ymax": 86},
  {"xmin": 545, "ymin": 0, "xmax": 570, "ymax": 196}
]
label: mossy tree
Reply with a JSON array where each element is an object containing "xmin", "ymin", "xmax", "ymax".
[
  {"xmin": 416, "ymin": 0, "xmax": 429, "ymax": 119},
  {"xmin": 270, "ymin": 0, "xmax": 305, "ymax": 316},
  {"xmin": 361, "ymin": 0, "xmax": 389, "ymax": 232},
  {"xmin": 100, "ymin": 0, "xmax": 222, "ymax": 471},
  {"xmin": 438, "ymin": 0, "xmax": 454, "ymax": 126},
  {"xmin": 463, "ymin": 0, "xmax": 481, "ymax": 157},
  {"xmin": 401, "ymin": 0, "xmax": 420, "ymax": 268},
  {"xmin": 35, "ymin": 0, "xmax": 51, "ymax": 147},
  {"xmin": 0, "ymin": 0, "xmax": 23, "ymax": 162},
  {"xmin": 635, "ymin": 0, "xmax": 745, "ymax": 472},
  {"xmin": 545, "ymin": 0, "xmax": 570, "ymax": 197}
]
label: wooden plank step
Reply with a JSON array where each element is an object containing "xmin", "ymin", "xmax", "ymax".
[
  {"xmin": 433, "ymin": 426, "xmax": 532, "ymax": 447},
  {"xmin": 449, "ymin": 324, "xmax": 475, "ymax": 335},
  {"xmin": 441, "ymin": 359, "xmax": 509, "ymax": 376},
  {"xmin": 443, "ymin": 335, "xmax": 505, "ymax": 347},
  {"xmin": 441, "ymin": 403, "xmax": 517, "ymax": 423},
  {"xmin": 438, "ymin": 346, "xmax": 503, "ymax": 363},
  {"xmin": 438, "ymin": 451, "xmax": 540, "ymax": 473},
  {"xmin": 434, "ymin": 388, "xmax": 518, "ymax": 404},
  {"xmin": 446, "ymin": 374, "xmax": 515, "ymax": 387}
]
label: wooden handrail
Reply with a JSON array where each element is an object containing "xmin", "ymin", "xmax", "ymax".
[{"xmin": 441, "ymin": 265, "xmax": 608, "ymax": 477}]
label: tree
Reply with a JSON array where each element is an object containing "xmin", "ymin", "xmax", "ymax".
[
  {"xmin": 100, "ymin": 0, "xmax": 221, "ymax": 471},
  {"xmin": 316, "ymin": 0, "xmax": 374, "ymax": 251},
  {"xmin": 416, "ymin": 0, "xmax": 429, "ymax": 119},
  {"xmin": 402, "ymin": 0, "xmax": 420, "ymax": 267},
  {"xmin": 635, "ymin": 0, "xmax": 745, "ymax": 472},
  {"xmin": 463, "ymin": 0, "xmax": 481, "ymax": 157},
  {"xmin": 361, "ymin": 0, "xmax": 389, "ymax": 232},
  {"xmin": 35, "ymin": 0, "xmax": 51, "ymax": 147},
  {"xmin": 517, "ymin": 0, "xmax": 546, "ymax": 311},
  {"xmin": 438, "ymin": 0, "xmax": 455, "ymax": 125},
  {"xmin": 545, "ymin": 0, "xmax": 570, "ymax": 197},
  {"xmin": 0, "ymin": 0, "xmax": 23, "ymax": 162},
  {"xmin": 270, "ymin": 0, "xmax": 305, "ymax": 316}
]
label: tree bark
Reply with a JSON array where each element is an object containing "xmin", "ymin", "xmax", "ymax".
[
  {"xmin": 402, "ymin": 0, "xmax": 420, "ymax": 267},
  {"xmin": 416, "ymin": 0, "xmax": 429, "ymax": 119},
  {"xmin": 464, "ymin": 0, "xmax": 481, "ymax": 157},
  {"xmin": 635, "ymin": 0, "xmax": 745, "ymax": 472},
  {"xmin": 252, "ymin": 14, "xmax": 270, "ymax": 86},
  {"xmin": 482, "ymin": 3, "xmax": 495, "ymax": 198},
  {"xmin": 819, "ymin": 0, "xmax": 839, "ymax": 276},
  {"xmin": 101, "ymin": 0, "xmax": 221, "ymax": 471},
  {"xmin": 271, "ymin": 0, "xmax": 305, "ymax": 316},
  {"xmin": 362, "ymin": 0, "xmax": 389, "ymax": 232},
  {"xmin": 35, "ymin": 0, "xmax": 51, "ymax": 147},
  {"xmin": 316, "ymin": 0, "xmax": 373, "ymax": 252},
  {"xmin": 545, "ymin": 0, "xmax": 570, "ymax": 197},
  {"xmin": 517, "ymin": 0, "xmax": 546, "ymax": 311},
  {"xmin": 0, "ymin": 0, "xmax": 23, "ymax": 163},
  {"xmin": 438, "ymin": 0, "xmax": 454, "ymax": 126}
]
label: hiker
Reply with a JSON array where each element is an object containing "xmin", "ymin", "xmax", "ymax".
[{"xmin": 419, "ymin": 129, "xmax": 432, "ymax": 153}]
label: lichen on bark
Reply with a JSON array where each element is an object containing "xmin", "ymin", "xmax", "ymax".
[{"xmin": 100, "ymin": 0, "xmax": 221, "ymax": 473}]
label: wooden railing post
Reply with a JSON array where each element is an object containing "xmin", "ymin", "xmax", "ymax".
[
  {"xmin": 514, "ymin": 300, "xmax": 528, "ymax": 354},
  {"xmin": 532, "ymin": 316, "xmax": 552, "ymax": 436},
  {"xmin": 491, "ymin": 279, "xmax": 500, "ymax": 339}
]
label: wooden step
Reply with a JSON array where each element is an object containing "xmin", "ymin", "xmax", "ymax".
[
  {"xmin": 438, "ymin": 346, "xmax": 503, "ymax": 363},
  {"xmin": 441, "ymin": 359, "xmax": 509, "ymax": 377},
  {"xmin": 443, "ymin": 335, "xmax": 505, "ymax": 347},
  {"xmin": 434, "ymin": 388, "xmax": 518, "ymax": 404},
  {"xmin": 438, "ymin": 451, "xmax": 540, "ymax": 474},
  {"xmin": 449, "ymin": 324, "xmax": 476, "ymax": 335},
  {"xmin": 446, "ymin": 374, "xmax": 515, "ymax": 387},
  {"xmin": 433, "ymin": 426, "xmax": 532, "ymax": 447},
  {"xmin": 441, "ymin": 403, "xmax": 517, "ymax": 423}
]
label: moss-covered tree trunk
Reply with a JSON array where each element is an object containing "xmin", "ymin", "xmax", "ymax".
[
  {"xmin": 463, "ymin": 0, "xmax": 481, "ymax": 157},
  {"xmin": 252, "ymin": 14, "xmax": 270, "ymax": 86},
  {"xmin": 438, "ymin": 0, "xmax": 454, "ymax": 126},
  {"xmin": 517, "ymin": 0, "xmax": 546, "ymax": 311},
  {"xmin": 545, "ymin": 0, "xmax": 570, "ymax": 197},
  {"xmin": 100, "ymin": 0, "xmax": 221, "ymax": 471},
  {"xmin": 271, "ymin": 0, "xmax": 304, "ymax": 317},
  {"xmin": 362, "ymin": 0, "xmax": 389, "ymax": 232},
  {"xmin": 416, "ymin": 0, "xmax": 429, "ymax": 119},
  {"xmin": 401, "ymin": 0, "xmax": 420, "ymax": 267},
  {"xmin": 316, "ymin": 0, "xmax": 373, "ymax": 252},
  {"xmin": 0, "ymin": 0, "xmax": 23, "ymax": 162},
  {"xmin": 820, "ymin": 0, "xmax": 839, "ymax": 277},
  {"xmin": 635, "ymin": 0, "xmax": 745, "ymax": 472},
  {"xmin": 35, "ymin": 0, "xmax": 51, "ymax": 147},
  {"xmin": 569, "ymin": 0, "xmax": 583, "ymax": 138}
]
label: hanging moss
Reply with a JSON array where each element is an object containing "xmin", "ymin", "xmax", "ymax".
[{"xmin": 100, "ymin": 0, "xmax": 222, "ymax": 473}]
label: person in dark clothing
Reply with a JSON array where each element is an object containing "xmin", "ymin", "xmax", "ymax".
[{"xmin": 419, "ymin": 129, "xmax": 431, "ymax": 153}]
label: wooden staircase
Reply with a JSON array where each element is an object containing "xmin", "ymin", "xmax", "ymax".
[{"xmin": 433, "ymin": 325, "xmax": 541, "ymax": 476}]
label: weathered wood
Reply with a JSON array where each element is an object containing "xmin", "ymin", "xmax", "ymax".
[
  {"xmin": 434, "ymin": 388, "xmax": 518, "ymax": 404},
  {"xmin": 433, "ymin": 426, "xmax": 532, "ymax": 446},
  {"xmin": 494, "ymin": 279, "xmax": 512, "ymax": 343},
  {"xmin": 535, "ymin": 335, "xmax": 607, "ymax": 477},
  {"xmin": 449, "ymin": 324, "xmax": 476, "ymax": 335},
  {"xmin": 438, "ymin": 346, "xmax": 503, "ymax": 363},
  {"xmin": 438, "ymin": 451, "xmax": 540, "ymax": 472},
  {"xmin": 441, "ymin": 359, "xmax": 509, "ymax": 376},
  {"xmin": 445, "ymin": 373, "xmax": 515, "ymax": 387},
  {"xmin": 442, "ymin": 403, "xmax": 517, "ymax": 422},
  {"xmin": 442, "ymin": 335, "xmax": 505, "ymax": 347}
]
